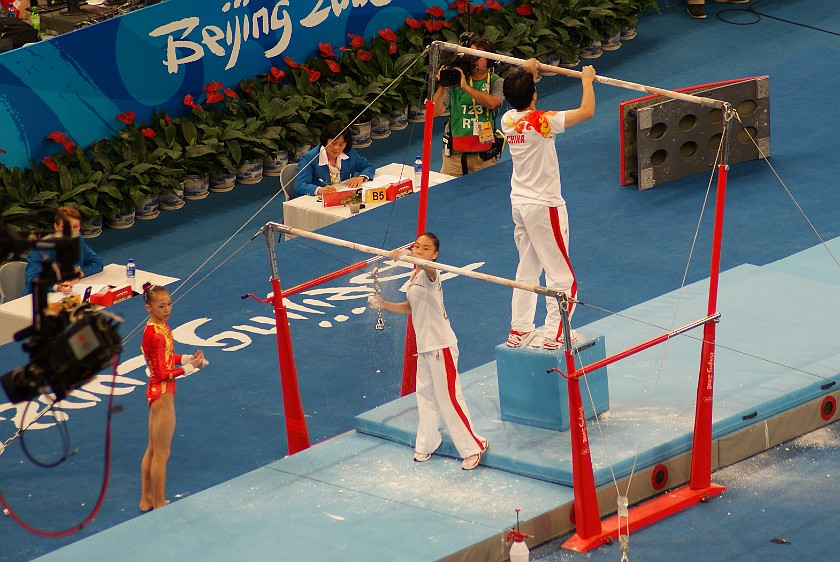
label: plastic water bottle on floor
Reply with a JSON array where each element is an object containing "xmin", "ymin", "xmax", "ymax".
[
  {"xmin": 126, "ymin": 259, "xmax": 136, "ymax": 292},
  {"xmin": 413, "ymin": 155, "xmax": 422, "ymax": 192}
]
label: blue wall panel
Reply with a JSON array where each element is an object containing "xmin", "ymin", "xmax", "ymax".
[{"xmin": 0, "ymin": 0, "xmax": 438, "ymax": 168}]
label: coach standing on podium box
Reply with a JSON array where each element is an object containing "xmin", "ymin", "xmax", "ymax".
[{"xmin": 501, "ymin": 59, "xmax": 596, "ymax": 351}]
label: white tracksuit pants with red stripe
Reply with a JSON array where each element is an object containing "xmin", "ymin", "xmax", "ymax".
[
  {"xmin": 511, "ymin": 203, "xmax": 577, "ymax": 341},
  {"xmin": 414, "ymin": 346, "xmax": 486, "ymax": 459}
]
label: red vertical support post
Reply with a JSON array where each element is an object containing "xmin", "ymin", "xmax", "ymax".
[
  {"xmin": 400, "ymin": 98, "xmax": 435, "ymax": 396},
  {"xmin": 417, "ymin": 98, "xmax": 435, "ymax": 235},
  {"xmin": 689, "ymin": 163, "xmax": 728, "ymax": 489},
  {"xmin": 270, "ymin": 277, "xmax": 311, "ymax": 454},
  {"xmin": 400, "ymin": 318, "xmax": 418, "ymax": 396},
  {"xmin": 563, "ymin": 348, "xmax": 606, "ymax": 550}
]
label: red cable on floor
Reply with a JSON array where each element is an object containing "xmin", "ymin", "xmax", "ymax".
[{"xmin": 0, "ymin": 355, "xmax": 119, "ymax": 538}]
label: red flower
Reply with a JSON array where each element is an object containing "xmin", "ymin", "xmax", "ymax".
[
  {"xmin": 46, "ymin": 131, "xmax": 68, "ymax": 144},
  {"xmin": 117, "ymin": 111, "xmax": 136, "ymax": 125},
  {"xmin": 224, "ymin": 88, "xmax": 238, "ymax": 98},
  {"xmin": 516, "ymin": 3, "xmax": 533, "ymax": 16},
  {"xmin": 283, "ymin": 56, "xmax": 299, "ymax": 68},
  {"xmin": 470, "ymin": 3, "xmax": 485, "ymax": 13},
  {"xmin": 42, "ymin": 156, "xmax": 58, "ymax": 172},
  {"xmin": 164, "ymin": 115, "xmax": 172, "ymax": 124},
  {"xmin": 184, "ymin": 94, "xmax": 202, "ymax": 111},
  {"xmin": 424, "ymin": 19, "xmax": 435, "ymax": 31},
  {"xmin": 450, "ymin": 0, "xmax": 469, "ymax": 13},
  {"xmin": 347, "ymin": 33, "xmax": 365, "ymax": 48},
  {"xmin": 141, "ymin": 128, "xmax": 156, "ymax": 138},
  {"xmin": 357, "ymin": 49, "xmax": 372, "ymax": 62},
  {"xmin": 46, "ymin": 131, "xmax": 74, "ymax": 153},
  {"xmin": 378, "ymin": 28, "xmax": 397, "ymax": 42},
  {"xmin": 206, "ymin": 91, "xmax": 224, "ymax": 104},
  {"xmin": 389, "ymin": 42, "xmax": 398, "ymax": 55},
  {"xmin": 405, "ymin": 18, "xmax": 422, "ymax": 29},
  {"xmin": 426, "ymin": 5, "xmax": 445, "ymax": 17},
  {"xmin": 486, "ymin": 0, "xmax": 501, "ymax": 10},
  {"xmin": 0, "ymin": 148, "xmax": 6, "ymax": 154},
  {"xmin": 325, "ymin": 59, "xmax": 341, "ymax": 73},
  {"xmin": 203, "ymin": 80, "xmax": 224, "ymax": 92},
  {"xmin": 304, "ymin": 67, "xmax": 321, "ymax": 82},
  {"xmin": 262, "ymin": 67, "xmax": 285, "ymax": 83},
  {"xmin": 319, "ymin": 42, "xmax": 337, "ymax": 59}
]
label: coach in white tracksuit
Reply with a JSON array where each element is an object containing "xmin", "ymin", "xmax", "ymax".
[
  {"xmin": 500, "ymin": 59, "xmax": 596, "ymax": 350},
  {"xmin": 368, "ymin": 233, "xmax": 487, "ymax": 470}
]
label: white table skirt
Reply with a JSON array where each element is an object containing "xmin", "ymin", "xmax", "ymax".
[
  {"xmin": 282, "ymin": 163, "xmax": 456, "ymax": 234},
  {"xmin": 0, "ymin": 264, "xmax": 178, "ymax": 346}
]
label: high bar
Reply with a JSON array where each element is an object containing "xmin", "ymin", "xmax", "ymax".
[
  {"xmin": 433, "ymin": 41, "xmax": 727, "ymax": 109},
  {"xmin": 263, "ymin": 222, "xmax": 565, "ymax": 298}
]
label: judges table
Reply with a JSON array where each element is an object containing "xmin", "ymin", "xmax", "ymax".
[
  {"xmin": 282, "ymin": 163, "xmax": 456, "ymax": 235},
  {"xmin": 0, "ymin": 264, "xmax": 178, "ymax": 346}
]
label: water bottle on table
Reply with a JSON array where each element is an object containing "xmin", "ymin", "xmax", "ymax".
[
  {"xmin": 126, "ymin": 259, "xmax": 136, "ymax": 292},
  {"xmin": 413, "ymin": 155, "xmax": 422, "ymax": 192},
  {"xmin": 29, "ymin": 7, "xmax": 39, "ymax": 37}
]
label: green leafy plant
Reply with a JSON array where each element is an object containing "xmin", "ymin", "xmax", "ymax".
[
  {"xmin": 171, "ymin": 107, "xmax": 227, "ymax": 178},
  {"xmin": 341, "ymin": 187, "xmax": 363, "ymax": 211},
  {"xmin": 0, "ymin": 163, "xmax": 56, "ymax": 228},
  {"xmin": 108, "ymin": 111, "xmax": 181, "ymax": 206},
  {"xmin": 239, "ymin": 72, "xmax": 311, "ymax": 157}
]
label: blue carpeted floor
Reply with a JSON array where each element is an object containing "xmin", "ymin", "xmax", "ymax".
[{"xmin": 2, "ymin": 1, "xmax": 839, "ymax": 560}]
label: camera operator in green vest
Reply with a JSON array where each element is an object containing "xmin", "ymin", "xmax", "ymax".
[{"xmin": 433, "ymin": 37, "xmax": 504, "ymax": 177}]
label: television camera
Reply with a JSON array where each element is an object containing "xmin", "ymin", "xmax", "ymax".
[
  {"xmin": 0, "ymin": 219, "xmax": 122, "ymax": 404},
  {"xmin": 438, "ymin": 32, "xmax": 480, "ymax": 88}
]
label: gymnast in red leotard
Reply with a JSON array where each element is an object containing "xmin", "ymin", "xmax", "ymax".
[{"xmin": 138, "ymin": 285, "xmax": 205, "ymax": 512}]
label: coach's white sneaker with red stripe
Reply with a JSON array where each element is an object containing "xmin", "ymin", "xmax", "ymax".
[
  {"xmin": 506, "ymin": 329, "xmax": 534, "ymax": 348},
  {"xmin": 542, "ymin": 330, "xmax": 580, "ymax": 350}
]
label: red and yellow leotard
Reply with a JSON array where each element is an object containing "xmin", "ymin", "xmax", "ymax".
[{"xmin": 141, "ymin": 322, "xmax": 185, "ymax": 406}]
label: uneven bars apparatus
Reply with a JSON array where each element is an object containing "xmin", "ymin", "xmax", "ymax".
[{"xmin": 416, "ymin": 42, "xmax": 732, "ymax": 551}]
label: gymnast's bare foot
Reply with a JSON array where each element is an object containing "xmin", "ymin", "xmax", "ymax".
[{"xmin": 140, "ymin": 499, "xmax": 170, "ymax": 511}]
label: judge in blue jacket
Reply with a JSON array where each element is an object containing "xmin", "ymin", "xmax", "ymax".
[
  {"xmin": 294, "ymin": 120, "xmax": 376, "ymax": 197},
  {"xmin": 23, "ymin": 206, "xmax": 104, "ymax": 296}
]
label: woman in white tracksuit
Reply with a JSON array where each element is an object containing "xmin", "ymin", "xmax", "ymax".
[{"xmin": 368, "ymin": 232, "xmax": 488, "ymax": 470}]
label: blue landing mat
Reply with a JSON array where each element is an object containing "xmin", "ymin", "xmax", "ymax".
[
  {"xmin": 16, "ymin": 240, "xmax": 838, "ymax": 562},
  {"xmin": 33, "ymin": 238, "xmax": 840, "ymax": 562},
  {"xmin": 763, "ymin": 237, "xmax": 840, "ymax": 287},
  {"xmin": 356, "ymin": 251, "xmax": 840, "ymax": 487},
  {"xmin": 36, "ymin": 432, "xmax": 573, "ymax": 562}
]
